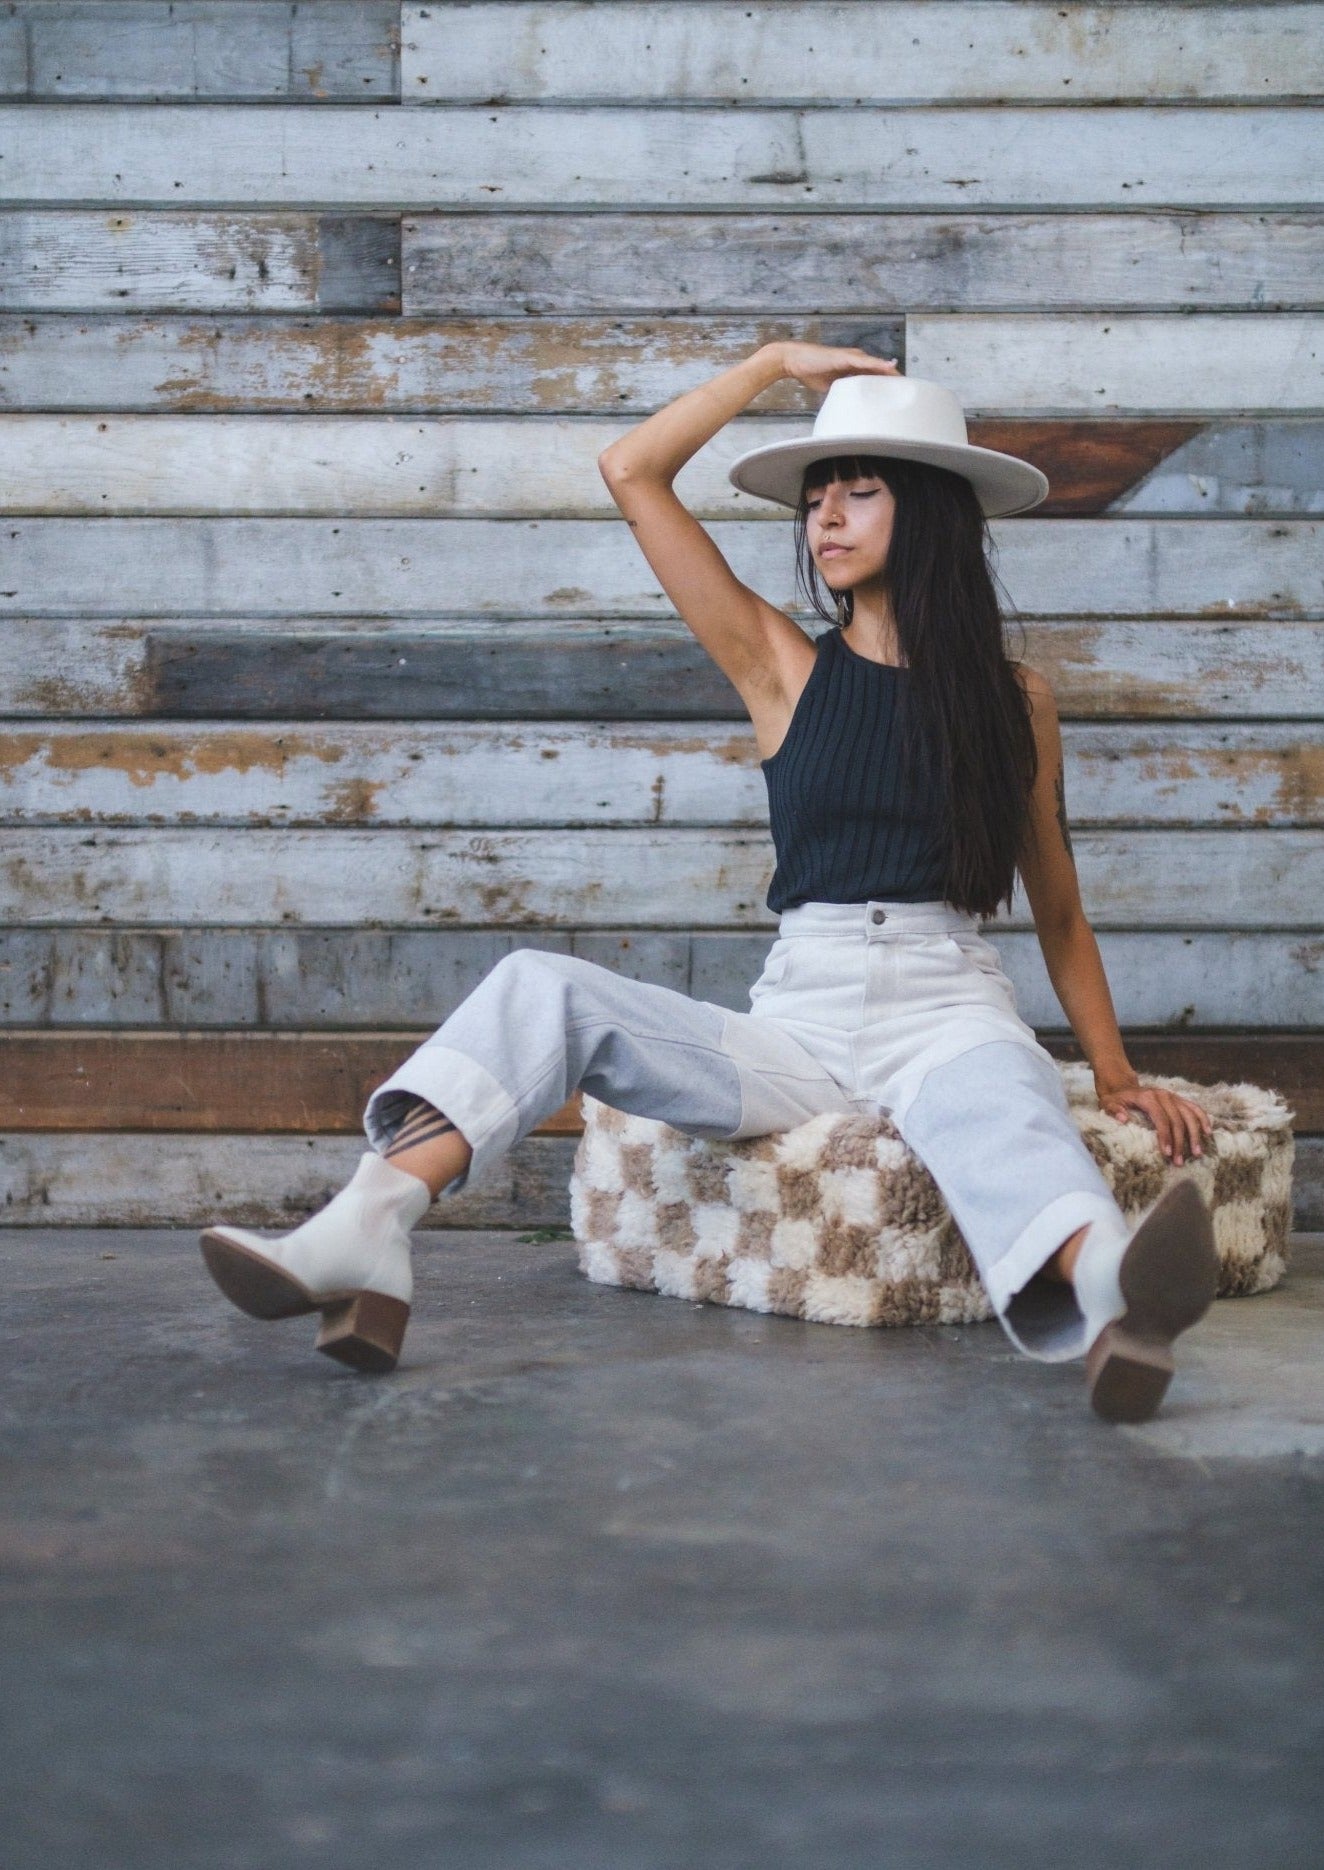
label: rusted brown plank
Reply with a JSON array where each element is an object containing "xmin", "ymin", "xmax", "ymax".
[
  {"xmin": 0, "ymin": 1031, "xmax": 582, "ymax": 1132},
  {"xmin": 3, "ymin": 721, "xmax": 1318, "ymax": 829},
  {"xmin": 3, "ymin": 1031, "xmax": 1319, "ymax": 1131}
]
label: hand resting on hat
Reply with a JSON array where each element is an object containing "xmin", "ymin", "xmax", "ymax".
[{"xmin": 778, "ymin": 341, "xmax": 901, "ymax": 398}]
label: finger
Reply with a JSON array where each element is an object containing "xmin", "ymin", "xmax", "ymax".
[
  {"xmin": 1183, "ymin": 1104, "xmax": 1206, "ymax": 1157},
  {"xmin": 1150, "ymin": 1097, "xmax": 1174, "ymax": 1161},
  {"xmin": 1171, "ymin": 1098, "xmax": 1203, "ymax": 1161}
]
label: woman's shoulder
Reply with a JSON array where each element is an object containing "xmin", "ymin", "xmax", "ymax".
[{"xmin": 1009, "ymin": 660, "xmax": 1055, "ymax": 706}]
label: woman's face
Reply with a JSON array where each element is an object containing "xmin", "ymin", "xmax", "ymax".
[{"xmin": 805, "ymin": 472, "xmax": 896, "ymax": 591}]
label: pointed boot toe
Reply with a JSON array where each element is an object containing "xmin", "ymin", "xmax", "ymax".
[{"xmin": 199, "ymin": 1225, "xmax": 323, "ymax": 1320}]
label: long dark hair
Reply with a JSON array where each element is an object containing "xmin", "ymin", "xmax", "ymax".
[{"xmin": 792, "ymin": 452, "xmax": 1039, "ymax": 918}]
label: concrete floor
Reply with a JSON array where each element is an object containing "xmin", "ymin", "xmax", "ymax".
[{"xmin": 3, "ymin": 1227, "xmax": 1322, "ymax": 1870}]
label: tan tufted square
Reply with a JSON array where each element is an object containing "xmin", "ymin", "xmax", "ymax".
[{"xmin": 569, "ymin": 1064, "xmax": 1295, "ymax": 1327}]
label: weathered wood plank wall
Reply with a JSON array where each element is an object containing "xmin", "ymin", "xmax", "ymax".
[{"xmin": 1, "ymin": 1, "xmax": 1320, "ymax": 1228}]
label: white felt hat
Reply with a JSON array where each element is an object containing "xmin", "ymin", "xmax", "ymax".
[{"xmin": 726, "ymin": 373, "xmax": 1050, "ymax": 518}]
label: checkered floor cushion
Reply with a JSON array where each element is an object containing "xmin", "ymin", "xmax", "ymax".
[{"xmin": 569, "ymin": 1064, "xmax": 1294, "ymax": 1327}]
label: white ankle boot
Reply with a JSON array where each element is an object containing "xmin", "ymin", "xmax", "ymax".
[
  {"xmin": 1075, "ymin": 1179, "xmax": 1219, "ymax": 1423},
  {"xmin": 199, "ymin": 1150, "xmax": 433, "ymax": 1373}
]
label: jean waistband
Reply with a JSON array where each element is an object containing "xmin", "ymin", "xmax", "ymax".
[{"xmin": 777, "ymin": 899, "xmax": 980, "ymax": 940}]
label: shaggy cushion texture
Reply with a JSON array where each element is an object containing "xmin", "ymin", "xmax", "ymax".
[{"xmin": 569, "ymin": 1065, "xmax": 1294, "ymax": 1328}]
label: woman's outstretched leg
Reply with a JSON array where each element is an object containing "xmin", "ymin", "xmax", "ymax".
[
  {"xmin": 890, "ymin": 1037, "xmax": 1217, "ymax": 1421},
  {"xmin": 199, "ymin": 947, "xmax": 855, "ymax": 1374}
]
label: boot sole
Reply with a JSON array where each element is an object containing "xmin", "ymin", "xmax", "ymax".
[
  {"xmin": 1084, "ymin": 1179, "xmax": 1218, "ymax": 1424},
  {"xmin": 199, "ymin": 1230, "xmax": 409, "ymax": 1374}
]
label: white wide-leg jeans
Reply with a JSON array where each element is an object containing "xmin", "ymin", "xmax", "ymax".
[{"xmin": 364, "ymin": 899, "xmax": 1128, "ymax": 1362}]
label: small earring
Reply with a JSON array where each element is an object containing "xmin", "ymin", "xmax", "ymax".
[{"xmin": 834, "ymin": 592, "xmax": 848, "ymax": 627}]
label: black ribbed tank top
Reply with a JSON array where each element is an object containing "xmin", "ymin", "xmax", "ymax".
[{"xmin": 760, "ymin": 625, "xmax": 952, "ymax": 914}]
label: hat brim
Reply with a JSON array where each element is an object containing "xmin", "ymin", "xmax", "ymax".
[{"xmin": 726, "ymin": 433, "xmax": 1050, "ymax": 518}]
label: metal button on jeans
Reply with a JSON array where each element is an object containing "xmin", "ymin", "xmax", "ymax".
[{"xmin": 870, "ymin": 908, "xmax": 887, "ymax": 924}]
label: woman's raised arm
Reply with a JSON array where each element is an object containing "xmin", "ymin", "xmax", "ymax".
[{"xmin": 596, "ymin": 343, "xmax": 894, "ymax": 701}]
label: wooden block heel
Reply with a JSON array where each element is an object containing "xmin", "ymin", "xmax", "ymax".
[
  {"xmin": 315, "ymin": 1291, "xmax": 410, "ymax": 1375},
  {"xmin": 1085, "ymin": 1325, "xmax": 1175, "ymax": 1423}
]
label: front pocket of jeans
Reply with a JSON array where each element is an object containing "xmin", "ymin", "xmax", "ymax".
[{"xmin": 941, "ymin": 933, "xmax": 1009, "ymax": 984}]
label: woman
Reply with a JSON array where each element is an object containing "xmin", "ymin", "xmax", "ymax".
[{"xmin": 198, "ymin": 341, "xmax": 1217, "ymax": 1422}]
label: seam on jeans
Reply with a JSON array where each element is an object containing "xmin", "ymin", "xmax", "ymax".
[
  {"xmin": 506, "ymin": 1017, "xmax": 747, "ymax": 1111},
  {"xmin": 895, "ymin": 1031, "xmax": 1060, "ymax": 1124}
]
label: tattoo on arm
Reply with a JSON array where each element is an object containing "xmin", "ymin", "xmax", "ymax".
[
  {"xmin": 1054, "ymin": 762, "xmax": 1075, "ymax": 867},
  {"xmin": 383, "ymin": 1096, "xmax": 457, "ymax": 1160}
]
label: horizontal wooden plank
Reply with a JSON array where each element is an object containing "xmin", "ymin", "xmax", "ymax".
[
  {"xmin": 4, "ymin": 619, "xmax": 1318, "ymax": 720},
  {"xmin": 5, "ymin": 1127, "xmax": 1319, "ymax": 1230},
  {"xmin": 404, "ymin": 211, "xmax": 1324, "ymax": 315},
  {"xmin": 7, "ymin": 407, "xmax": 1324, "ymax": 516},
  {"xmin": 1, "ymin": 105, "xmax": 1317, "ymax": 210},
  {"xmin": 401, "ymin": 2, "xmax": 1324, "ymax": 105},
  {"xmin": 6, "ymin": 313, "xmax": 1324, "ymax": 475},
  {"xmin": 2, "ymin": 212, "xmax": 1315, "ymax": 317},
  {"xmin": 0, "ymin": 1130, "xmax": 578, "ymax": 1228},
  {"xmin": 3, "ymin": 722, "xmax": 1317, "ymax": 829},
  {"xmin": 4, "ymin": 1031, "xmax": 1320, "ymax": 1131},
  {"xmin": 0, "ymin": 1031, "xmax": 421, "ymax": 1130},
  {"xmin": 1, "ymin": 2, "xmax": 399, "ymax": 101},
  {"xmin": 4, "ymin": 519, "xmax": 1320, "ymax": 618},
  {"xmin": 0, "ymin": 212, "xmax": 400, "ymax": 312},
  {"xmin": 0, "ymin": 311, "xmax": 868, "ymax": 413},
  {"xmin": 5, "ymin": 927, "xmax": 1320, "ymax": 1032},
  {"xmin": 1, "ymin": 828, "xmax": 1318, "ymax": 929},
  {"xmin": 6, "ymin": 1129, "xmax": 1323, "ymax": 1231},
  {"xmin": 909, "ymin": 319, "xmax": 1324, "ymax": 428}
]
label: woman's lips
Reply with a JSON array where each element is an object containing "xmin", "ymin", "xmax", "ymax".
[{"xmin": 820, "ymin": 546, "xmax": 850, "ymax": 557}]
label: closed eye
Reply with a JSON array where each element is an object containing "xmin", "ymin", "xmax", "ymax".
[{"xmin": 807, "ymin": 490, "xmax": 879, "ymax": 510}]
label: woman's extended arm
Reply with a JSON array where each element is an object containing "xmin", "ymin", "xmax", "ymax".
[
  {"xmin": 596, "ymin": 342, "xmax": 897, "ymax": 701},
  {"xmin": 598, "ymin": 344, "xmax": 785, "ymax": 484},
  {"xmin": 1015, "ymin": 668, "xmax": 1212, "ymax": 1167}
]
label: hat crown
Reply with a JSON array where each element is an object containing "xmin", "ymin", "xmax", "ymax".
[{"xmin": 813, "ymin": 374, "xmax": 969, "ymax": 451}]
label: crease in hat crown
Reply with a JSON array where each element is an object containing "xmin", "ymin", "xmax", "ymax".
[{"xmin": 725, "ymin": 372, "xmax": 1050, "ymax": 519}]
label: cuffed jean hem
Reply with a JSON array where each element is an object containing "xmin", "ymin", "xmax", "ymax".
[
  {"xmin": 989, "ymin": 1190, "xmax": 1132, "ymax": 1363},
  {"xmin": 363, "ymin": 1043, "xmax": 520, "ymax": 1198}
]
